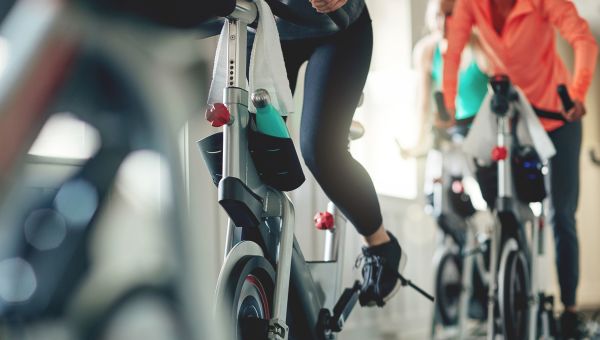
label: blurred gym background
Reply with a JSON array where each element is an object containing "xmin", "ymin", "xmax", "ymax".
[{"xmin": 1, "ymin": 0, "xmax": 599, "ymax": 339}]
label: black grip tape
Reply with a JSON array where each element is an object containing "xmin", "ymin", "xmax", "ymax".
[
  {"xmin": 434, "ymin": 91, "xmax": 450, "ymax": 122},
  {"xmin": 557, "ymin": 84, "xmax": 574, "ymax": 112}
]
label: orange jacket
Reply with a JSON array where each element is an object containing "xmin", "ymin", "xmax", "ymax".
[{"xmin": 443, "ymin": 0, "xmax": 598, "ymax": 131}]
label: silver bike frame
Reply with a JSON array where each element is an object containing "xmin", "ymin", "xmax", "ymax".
[
  {"xmin": 486, "ymin": 112, "xmax": 514, "ymax": 339},
  {"xmin": 323, "ymin": 202, "xmax": 347, "ymax": 304},
  {"xmin": 486, "ymin": 97, "xmax": 548, "ymax": 340},
  {"xmin": 218, "ymin": 2, "xmax": 347, "ymax": 338},
  {"xmin": 429, "ymin": 136, "xmax": 489, "ymax": 339},
  {"xmin": 222, "ymin": 2, "xmax": 296, "ymax": 333}
]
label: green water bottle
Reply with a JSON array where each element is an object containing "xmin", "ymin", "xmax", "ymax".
[{"xmin": 252, "ymin": 89, "xmax": 290, "ymax": 138}]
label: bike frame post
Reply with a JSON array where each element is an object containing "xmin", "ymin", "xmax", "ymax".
[
  {"xmin": 221, "ymin": 1, "xmax": 263, "ymax": 257},
  {"xmin": 222, "ymin": 17, "xmax": 250, "ymax": 182},
  {"xmin": 270, "ymin": 192, "xmax": 295, "ymax": 339},
  {"xmin": 529, "ymin": 201, "xmax": 551, "ymax": 339},
  {"xmin": 459, "ymin": 220, "xmax": 476, "ymax": 339},
  {"xmin": 322, "ymin": 201, "xmax": 347, "ymax": 309},
  {"xmin": 323, "ymin": 202, "xmax": 346, "ymax": 262},
  {"xmin": 432, "ymin": 150, "xmax": 444, "ymax": 218},
  {"xmin": 529, "ymin": 204, "xmax": 541, "ymax": 340},
  {"xmin": 487, "ymin": 212, "xmax": 500, "ymax": 340},
  {"xmin": 487, "ymin": 113, "xmax": 513, "ymax": 340},
  {"xmin": 497, "ymin": 116, "xmax": 513, "ymax": 199}
]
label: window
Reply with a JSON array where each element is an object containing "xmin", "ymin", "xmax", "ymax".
[
  {"xmin": 28, "ymin": 113, "xmax": 100, "ymax": 160},
  {"xmin": 351, "ymin": 0, "xmax": 419, "ymax": 199}
]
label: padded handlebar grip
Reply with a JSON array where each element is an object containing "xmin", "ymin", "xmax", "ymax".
[
  {"xmin": 557, "ymin": 84, "xmax": 574, "ymax": 112},
  {"xmin": 434, "ymin": 91, "xmax": 450, "ymax": 122},
  {"xmin": 328, "ymin": 8, "xmax": 350, "ymax": 30}
]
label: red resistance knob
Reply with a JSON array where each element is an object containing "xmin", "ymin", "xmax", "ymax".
[
  {"xmin": 451, "ymin": 180, "xmax": 464, "ymax": 194},
  {"xmin": 205, "ymin": 103, "xmax": 231, "ymax": 127},
  {"xmin": 491, "ymin": 146, "xmax": 508, "ymax": 162},
  {"xmin": 314, "ymin": 212, "xmax": 335, "ymax": 230}
]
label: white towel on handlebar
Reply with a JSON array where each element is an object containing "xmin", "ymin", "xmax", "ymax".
[
  {"xmin": 208, "ymin": 0, "xmax": 294, "ymax": 115},
  {"xmin": 463, "ymin": 87, "xmax": 556, "ymax": 165}
]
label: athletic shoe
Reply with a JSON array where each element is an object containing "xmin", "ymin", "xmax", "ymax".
[{"xmin": 357, "ymin": 232, "xmax": 407, "ymax": 307}]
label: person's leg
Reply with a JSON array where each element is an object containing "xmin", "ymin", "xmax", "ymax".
[
  {"xmin": 548, "ymin": 121, "xmax": 582, "ymax": 309},
  {"xmin": 298, "ymin": 11, "xmax": 386, "ymax": 243},
  {"xmin": 297, "ymin": 10, "xmax": 403, "ymax": 306},
  {"xmin": 547, "ymin": 120, "xmax": 586, "ymax": 337}
]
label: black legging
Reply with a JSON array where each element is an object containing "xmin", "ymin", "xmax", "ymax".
[{"xmin": 281, "ymin": 10, "xmax": 381, "ymax": 236}]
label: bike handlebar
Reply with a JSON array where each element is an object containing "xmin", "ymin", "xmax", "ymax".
[
  {"xmin": 85, "ymin": 0, "xmax": 350, "ymax": 31},
  {"xmin": 434, "ymin": 91, "xmax": 451, "ymax": 122},
  {"xmin": 557, "ymin": 84, "xmax": 574, "ymax": 112},
  {"xmin": 264, "ymin": 0, "xmax": 350, "ymax": 30},
  {"xmin": 327, "ymin": 8, "xmax": 350, "ymax": 30},
  {"xmin": 433, "ymin": 91, "xmax": 472, "ymax": 127}
]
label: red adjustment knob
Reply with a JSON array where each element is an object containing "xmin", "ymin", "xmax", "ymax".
[
  {"xmin": 205, "ymin": 103, "xmax": 231, "ymax": 127},
  {"xmin": 451, "ymin": 180, "xmax": 464, "ymax": 194},
  {"xmin": 491, "ymin": 146, "xmax": 508, "ymax": 162},
  {"xmin": 314, "ymin": 212, "xmax": 335, "ymax": 230}
]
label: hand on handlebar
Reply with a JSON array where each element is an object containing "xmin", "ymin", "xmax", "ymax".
[
  {"xmin": 563, "ymin": 100, "xmax": 586, "ymax": 122},
  {"xmin": 310, "ymin": 0, "xmax": 348, "ymax": 13}
]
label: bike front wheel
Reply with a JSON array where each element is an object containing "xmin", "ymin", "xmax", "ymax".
[
  {"xmin": 219, "ymin": 255, "xmax": 275, "ymax": 340},
  {"xmin": 498, "ymin": 239, "xmax": 530, "ymax": 339},
  {"xmin": 435, "ymin": 251, "xmax": 463, "ymax": 326}
]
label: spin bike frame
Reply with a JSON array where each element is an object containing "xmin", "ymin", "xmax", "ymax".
[
  {"xmin": 213, "ymin": 2, "xmax": 358, "ymax": 339},
  {"xmin": 485, "ymin": 75, "xmax": 559, "ymax": 340},
  {"xmin": 431, "ymin": 93, "xmax": 489, "ymax": 339}
]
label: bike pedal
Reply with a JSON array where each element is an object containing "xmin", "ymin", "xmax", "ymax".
[{"xmin": 318, "ymin": 281, "xmax": 362, "ymax": 334}]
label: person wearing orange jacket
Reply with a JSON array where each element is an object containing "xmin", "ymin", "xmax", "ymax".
[{"xmin": 441, "ymin": 0, "xmax": 598, "ymax": 338}]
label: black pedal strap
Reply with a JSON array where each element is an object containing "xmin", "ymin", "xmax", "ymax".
[{"xmin": 396, "ymin": 272, "xmax": 435, "ymax": 302}]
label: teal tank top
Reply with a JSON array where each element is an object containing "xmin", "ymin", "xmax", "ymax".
[{"xmin": 431, "ymin": 45, "xmax": 488, "ymax": 120}]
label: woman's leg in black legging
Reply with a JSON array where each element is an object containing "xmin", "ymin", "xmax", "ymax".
[{"xmin": 298, "ymin": 12, "xmax": 382, "ymax": 237}]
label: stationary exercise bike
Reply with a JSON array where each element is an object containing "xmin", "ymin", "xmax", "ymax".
[
  {"xmin": 429, "ymin": 92, "xmax": 491, "ymax": 339},
  {"xmin": 477, "ymin": 75, "xmax": 572, "ymax": 340},
  {"xmin": 197, "ymin": 1, "xmax": 432, "ymax": 339}
]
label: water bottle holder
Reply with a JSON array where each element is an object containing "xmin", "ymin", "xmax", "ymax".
[
  {"xmin": 474, "ymin": 162, "xmax": 498, "ymax": 209},
  {"xmin": 511, "ymin": 146, "xmax": 546, "ymax": 203},
  {"xmin": 474, "ymin": 153, "xmax": 547, "ymax": 206},
  {"xmin": 197, "ymin": 132, "xmax": 224, "ymax": 186},
  {"xmin": 248, "ymin": 129, "xmax": 305, "ymax": 191},
  {"xmin": 197, "ymin": 129, "xmax": 305, "ymax": 192}
]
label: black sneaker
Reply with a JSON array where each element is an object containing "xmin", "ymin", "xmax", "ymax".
[
  {"xmin": 560, "ymin": 310, "xmax": 588, "ymax": 340},
  {"xmin": 357, "ymin": 232, "xmax": 407, "ymax": 307}
]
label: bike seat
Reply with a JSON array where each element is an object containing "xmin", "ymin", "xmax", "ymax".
[{"xmin": 489, "ymin": 75, "xmax": 519, "ymax": 116}]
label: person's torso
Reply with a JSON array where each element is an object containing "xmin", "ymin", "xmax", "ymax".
[
  {"xmin": 465, "ymin": 0, "xmax": 571, "ymax": 130},
  {"xmin": 274, "ymin": 0, "xmax": 365, "ymax": 39},
  {"xmin": 432, "ymin": 44, "xmax": 488, "ymax": 120}
]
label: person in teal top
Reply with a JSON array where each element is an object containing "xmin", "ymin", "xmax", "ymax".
[
  {"xmin": 430, "ymin": 44, "xmax": 488, "ymax": 121},
  {"xmin": 402, "ymin": 0, "xmax": 489, "ymax": 157}
]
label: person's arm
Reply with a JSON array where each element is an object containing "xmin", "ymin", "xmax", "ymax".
[
  {"xmin": 470, "ymin": 32, "xmax": 490, "ymax": 75},
  {"xmin": 543, "ymin": 0, "xmax": 598, "ymax": 103},
  {"xmin": 442, "ymin": 0, "xmax": 475, "ymax": 113}
]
